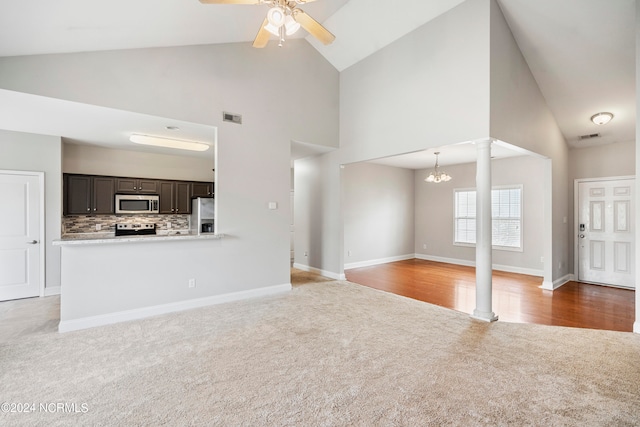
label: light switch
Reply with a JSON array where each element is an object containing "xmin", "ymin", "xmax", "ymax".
[{"xmin": 268, "ymin": 202, "xmax": 278, "ymax": 210}]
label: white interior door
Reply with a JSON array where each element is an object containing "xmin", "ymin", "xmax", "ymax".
[
  {"xmin": 0, "ymin": 171, "xmax": 42, "ymax": 301},
  {"xmin": 578, "ymin": 179, "xmax": 635, "ymax": 288}
]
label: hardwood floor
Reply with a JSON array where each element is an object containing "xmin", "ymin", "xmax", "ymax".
[{"xmin": 345, "ymin": 259, "xmax": 636, "ymax": 333}]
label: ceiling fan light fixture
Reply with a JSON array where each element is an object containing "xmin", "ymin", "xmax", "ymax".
[
  {"xmin": 267, "ymin": 6, "xmax": 285, "ymax": 27},
  {"xmin": 130, "ymin": 134, "xmax": 210, "ymax": 152},
  {"xmin": 284, "ymin": 15, "xmax": 300, "ymax": 36},
  {"xmin": 264, "ymin": 22, "xmax": 280, "ymax": 36},
  {"xmin": 590, "ymin": 112, "xmax": 614, "ymax": 125}
]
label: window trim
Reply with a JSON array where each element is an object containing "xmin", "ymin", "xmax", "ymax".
[{"xmin": 453, "ymin": 185, "xmax": 523, "ymax": 253}]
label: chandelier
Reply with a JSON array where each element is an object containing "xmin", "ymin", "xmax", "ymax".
[{"xmin": 425, "ymin": 152, "xmax": 451, "ymax": 183}]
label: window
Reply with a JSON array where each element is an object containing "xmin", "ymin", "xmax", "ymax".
[{"xmin": 454, "ymin": 186, "xmax": 522, "ymax": 250}]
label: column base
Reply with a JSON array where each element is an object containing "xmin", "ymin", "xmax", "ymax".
[{"xmin": 471, "ymin": 309, "xmax": 499, "ymax": 322}]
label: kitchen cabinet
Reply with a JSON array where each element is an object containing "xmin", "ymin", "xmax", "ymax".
[
  {"xmin": 115, "ymin": 178, "xmax": 158, "ymax": 194},
  {"xmin": 64, "ymin": 174, "xmax": 115, "ymax": 215},
  {"xmin": 192, "ymin": 181, "xmax": 214, "ymax": 198},
  {"xmin": 159, "ymin": 181, "xmax": 191, "ymax": 214}
]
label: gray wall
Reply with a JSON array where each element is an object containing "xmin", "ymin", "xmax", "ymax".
[
  {"xmin": 489, "ymin": 0, "xmax": 569, "ymax": 285},
  {"xmin": 0, "ymin": 129, "xmax": 62, "ymax": 290},
  {"xmin": 63, "ymin": 143, "xmax": 215, "ymax": 182},
  {"xmin": 568, "ymin": 140, "xmax": 636, "ymax": 274},
  {"xmin": 343, "ymin": 162, "xmax": 415, "ymax": 267},
  {"xmin": 415, "ymin": 155, "xmax": 546, "ymax": 274},
  {"xmin": 0, "ymin": 40, "xmax": 339, "ymax": 296},
  {"xmin": 295, "ymin": 0, "xmax": 492, "ymax": 276}
]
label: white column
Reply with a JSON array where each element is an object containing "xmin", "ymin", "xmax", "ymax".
[{"xmin": 472, "ymin": 139, "xmax": 498, "ymax": 322}]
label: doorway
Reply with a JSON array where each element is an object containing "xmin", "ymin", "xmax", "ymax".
[
  {"xmin": 576, "ymin": 177, "xmax": 635, "ymax": 289},
  {"xmin": 0, "ymin": 170, "xmax": 44, "ymax": 301}
]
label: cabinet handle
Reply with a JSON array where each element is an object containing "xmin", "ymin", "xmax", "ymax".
[
  {"xmin": 171, "ymin": 208, "xmax": 174, "ymax": 212},
  {"xmin": 87, "ymin": 207, "xmax": 90, "ymax": 211},
  {"xmin": 134, "ymin": 186, "xmax": 137, "ymax": 190},
  {"xmin": 94, "ymin": 208, "xmax": 97, "ymax": 211}
]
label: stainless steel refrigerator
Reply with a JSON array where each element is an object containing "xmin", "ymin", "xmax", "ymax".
[{"xmin": 190, "ymin": 197, "xmax": 215, "ymax": 234}]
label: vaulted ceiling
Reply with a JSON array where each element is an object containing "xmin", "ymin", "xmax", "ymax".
[{"xmin": 0, "ymin": 0, "xmax": 635, "ymax": 165}]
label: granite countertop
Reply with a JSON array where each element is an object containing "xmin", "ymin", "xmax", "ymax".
[{"xmin": 53, "ymin": 231, "xmax": 223, "ymax": 246}]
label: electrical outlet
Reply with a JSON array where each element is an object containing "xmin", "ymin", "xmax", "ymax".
[
  {"xmin": 348, "ymin": 250, "xmax": 352, "ymax": 257},
  {"xmin": 423, "ymin": 244, "xmax": 427, "ymax": 249},
  {"xmin": 95, "ymin": 224, "xmax": 101, "ymax": 231},
  {"xmin": 304, "ymin": 251, "xmax": 308, "ymax": 257},
  {"xmin": 188, "ymin": 278, "xmax": 196, "ymax": 288},
  {"xmin": 167, "ymin": 222, "xmax": 172, "ymax": 229},
  {"xmin": 540, "ymin": 256, "xmax": 544, "ymax": 263}
]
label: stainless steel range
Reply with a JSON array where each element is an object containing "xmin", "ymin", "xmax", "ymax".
[{"xmin": 115, "ymin": 223, "xmax": 156, "ymax": 236}]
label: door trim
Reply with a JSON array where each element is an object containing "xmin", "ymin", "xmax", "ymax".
[
  {"xmin": 573, "ymin": 175, "xmax": 635, "ymax": 288},
  {"xmin": 0, "ymin": 169, "xmax": 45, "ymax": 297}
]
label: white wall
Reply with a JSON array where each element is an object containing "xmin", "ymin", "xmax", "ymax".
[
  {"xmin": 296, "ymin": 0, "xmax": 492, "ymax": 276},
  {"xmin": 415, "ymin": 155, "xmax": 545, "ymax": 275},
  {"xmin": 0, "ymin": 130, "xmax": 62, "ymax": 290},
  {"xmin": 343, "ymin": 162, "xmax": 415, "ymax": 268},
  {"xmin": 489, "ymin": 0, "xmax": 570, "ymax": 285},
  {"xmin": 63, "ymin": 143, "xmax": 215, "ymax": 182},
  {"xmin": 0, "ymin": 40, "xmax": 340, "ymax": 300}
]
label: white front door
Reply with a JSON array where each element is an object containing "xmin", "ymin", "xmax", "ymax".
[
  {"xmin": 577, "ymin": 178, "xmax": 635, "ymax": 288},
  {"xmin": 0, "ymin": 171, "xmax": 42, "ymax": 301}
]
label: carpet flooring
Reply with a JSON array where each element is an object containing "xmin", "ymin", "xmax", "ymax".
[{"xmin": 1, "ymin": 271, "xmax": 639, "ymax": 426}]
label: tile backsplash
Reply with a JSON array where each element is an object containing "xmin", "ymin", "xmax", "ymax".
[{"xmin": 63, "ymin": 214, "xmax": 190, "ymax": 235}]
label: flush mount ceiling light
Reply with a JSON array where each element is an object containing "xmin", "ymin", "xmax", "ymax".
[
  {"xmin": 425, "ymin": 152, "xmax": 452, "ymax": 183},
  {"xmin": 590, "ymin": 112, "xmax": 614, "ymax": 125},
  {"xmin": 129, "ymin": 134, "xmax": 210, "ymax": 152},
  {"xmin": 199, "ymin": 0, "xmax": 335, "ymax": 48}
]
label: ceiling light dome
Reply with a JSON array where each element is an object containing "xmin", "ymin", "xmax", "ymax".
[
  {"xmin": 267, "ymin": 6, "xmax": 286, "ymax": 27},
  {"xmin": 591, "ymin": 112, "xmax": 614, "ymax": 125}
]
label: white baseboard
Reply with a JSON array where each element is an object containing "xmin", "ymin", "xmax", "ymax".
[
  {"xmin": 415, "ymin": 254, "xmax": 544, "ymax": 277},
  {"xmin": 540, "ymin": 274, "xmax": 572, "ymax": 290},
  {"xmin": 292, "ymin": 263, "xmax": 346, "ymax": 280},
  {"xmin": 58, "ymin": 283, "xmax": 292, "ymax": 333},
  {"xmin": 344, "ymin": 254, "xmax": 415, "ymax": 270},
  {"xmin": 43, "ymin": 286, "xmax": 61, "ymax": 297},
  {"xmin": 634, "ymin": 321, "xmax": 640, "ymax": 334}
]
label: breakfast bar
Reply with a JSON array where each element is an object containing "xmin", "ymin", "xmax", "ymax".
[{"xmin": 53, "ymin": 232, "xmax": 289, "ymax": 333}]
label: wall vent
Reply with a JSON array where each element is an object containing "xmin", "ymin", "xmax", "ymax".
[
  {"xmin": 578, "ymin": 133, "xmax": 600, "ymax": 140},
  {"xmin": 223, "ymin": 112, "xmax": 242, "ymax": 124}
]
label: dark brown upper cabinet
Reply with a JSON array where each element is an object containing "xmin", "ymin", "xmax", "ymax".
[
  {"xmin": 159, "ymin": 181, "xmax": 191, "ymax": 214},
  {"xmin": 115, "ymin": 178, "xmax": 159, "ymax": 194},
  {"xmin": 191, "ymin": 181, "xmax": 214, "ymax": 198},
  {"xmin": 64, "ymin": 174, "xmax": 115, "ymax": 215}
]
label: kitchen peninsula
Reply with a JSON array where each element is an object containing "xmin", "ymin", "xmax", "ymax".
[{"xmin": 53, "ymin": 232, "xmax": 239, "ymax": 333}]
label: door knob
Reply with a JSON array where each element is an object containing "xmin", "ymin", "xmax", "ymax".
[
  {"xmin": 579, "ymin": 234, "xmax": 585, "ymax": 239},
  {"xmin": 27, "ymin": 240, "xmax": 38, "ymax": 244}
]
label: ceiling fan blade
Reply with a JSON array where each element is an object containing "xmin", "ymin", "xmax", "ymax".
[
  {"xmin": 253, "ymin": 18, "xmax": 271, "ymax": 48},
  {"xmin": 199, "ymin": 0, "xmax": 261, "ymax": 4},
  {"xmin": 294, "ymin": 10, "xmax": 335, "ymax": 45}
]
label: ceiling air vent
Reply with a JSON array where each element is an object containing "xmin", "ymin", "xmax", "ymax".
[
  {"xmin": 578, "ymin": 133, "xmax": 600, "ymax": 140},
  {"xmin": 223, "ymin": 111, "xmax": 242, "ymax": 125}
]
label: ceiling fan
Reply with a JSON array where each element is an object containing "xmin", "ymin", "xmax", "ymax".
[{"xmin": 199, "ymin": 0, "xmax": 336, "ymax": 48}]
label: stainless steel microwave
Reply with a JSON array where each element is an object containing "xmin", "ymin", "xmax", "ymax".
[{"xmin": 115, "ymin": 194, "xmax": 159, "ymax": 214}]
